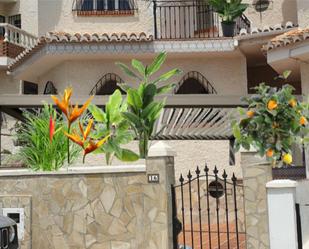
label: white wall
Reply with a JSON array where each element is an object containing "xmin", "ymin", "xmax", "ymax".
[
  {"xmin": 297, "ymin": 0, "xmax": 309, "ymax": 28},
  {"xmin": 296, "ymin": 180, "xmax": 309, "ymax": 249}
]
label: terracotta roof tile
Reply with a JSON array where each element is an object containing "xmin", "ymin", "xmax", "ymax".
[
  {"xmin": 238, "ymin": 21, "xmax": 296, "ymax": 37},
  {"xmin": 263, "ymin": 27, "xmax": 309, "ymax": 51},
  {"xmin": 8, "ymin": 32, "xmax": 153, "ymax": 71}
]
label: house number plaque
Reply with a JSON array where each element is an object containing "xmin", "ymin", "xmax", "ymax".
[{"xmin": 148, "ymin": 174, "xmax": 160, "ymax": 183}]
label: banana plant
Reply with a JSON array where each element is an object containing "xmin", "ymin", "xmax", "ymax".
[
  {"xmin": 88, "ymin": 90, "xmax": 139, "ymax": 165},
  {"xmin": 116, "ymin": 52, "xmax": 181, "ymax": 158},
  {"xmin": 208, "ymin": 0, "xmax": 248, "ymax": 23}
]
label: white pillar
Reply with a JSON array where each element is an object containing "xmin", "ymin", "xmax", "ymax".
[{"xmin": 266, "ymin": 180, "xmax": 298, "ymax": 249}]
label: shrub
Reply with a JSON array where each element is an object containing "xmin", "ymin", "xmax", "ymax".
[
  {"xmin": 17, "ymin": 104, "xmax": 80, "ymax": 170},
  {"xmin": 232, "ymin": 73, "xmax": 309, "ymax": 167}
]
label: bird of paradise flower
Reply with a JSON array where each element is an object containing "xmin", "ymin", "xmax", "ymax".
[
  {"xmin": 64, "ymin": 119, "xmax": 110, "ymax": 163},
  {"xmin": 51, "ymin": 87, "xmax": 93, "ymax": 164}
]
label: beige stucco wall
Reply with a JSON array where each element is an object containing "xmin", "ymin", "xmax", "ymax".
[
  {"xmin": 297, "ymin": 0, "xmax": 309, "ymax": 28},
  {"xmin": 37, "ymin": 0, "xmax": 153, "ymax": 36},
  {"xmin": 300, "ymin": 62, "xmax": 309, "ymax": 96},
  {"xmin": 0, "ymin": 0, "xmax": 39, "ymax": 36},
  {"xmin": 0, "ymin": 69, "xmax": 20, "ymax": 94},
  {"xmin": 243, "ymin": 0, "xmax": 298, "ymax": 28},
  {"xmin": 37, "ymin": 55, "xmax": 247, "ymax": 95}
]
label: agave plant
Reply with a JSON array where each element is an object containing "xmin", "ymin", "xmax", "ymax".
[
  {"xmin": 88, "ymin": 90, "xmax": 139, "ymax": 165},
  {"xmin": 208, "ymin": 0, "xmax": 248, "ymax": 23},
  {"xmin": 116, "ymin": 52, "xmax": 181, "ymax": 158}
]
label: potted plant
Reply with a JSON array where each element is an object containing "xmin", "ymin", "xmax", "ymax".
[{"xmin": 208, "ymin": 0, "xmax": 248, "ymax": 37}]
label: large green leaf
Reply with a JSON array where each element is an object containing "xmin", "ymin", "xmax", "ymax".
[
  {"xmin": 156, "ymin": 84, "xmax": 175, "ymax": 94},
  {"xmin": 127, "ymin": 89, "xmax": 143, "ymax": 110},
  {"xmin": 132, "ymin": 59, "xmax": 146, "ymax": 77},
  {"xmin": 122, "ymin": 112, "xmax": 144, "ymax": 129},
  {"xmin": 88, "ymin": 104, "xmax": 106, "ymax": 123},
  {"xmin": 116, "ymin": 148, "xmax": 139, "ymax": 162},
  {"xmin": 143, "ymin": 84, "xmax": 157, "ymax": 107},
  {"xmin": 116, "ymin": 62, "xmax": 141, "ymax": 80},
  {"xmin": 152, "ymin": 69, "xmax": 182, "ymax": 84},
  {"xmin": 106, "ymin": 90, "xmax": 123, "ymax": 123},
  {"xmin": 146, "ymin": 52, "xmax": 167, "ymax": 76}
]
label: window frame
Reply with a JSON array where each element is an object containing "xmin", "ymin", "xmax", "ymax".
[{"xmin": 73, "ymin": 0, "xmax": 137, "ymax": 16}]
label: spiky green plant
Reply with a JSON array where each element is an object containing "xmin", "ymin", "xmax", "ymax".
[{"xmin": 17, "ymin": 104, "xmax": 80, "ymax": 171}]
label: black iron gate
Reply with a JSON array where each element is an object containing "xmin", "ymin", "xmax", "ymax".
[{"xmin": 172, "ymin": 164, "xmax": 246, "ymax": 249}]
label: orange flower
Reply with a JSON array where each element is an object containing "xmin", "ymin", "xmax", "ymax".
[
  {"xmin": 68, "ymin": 97, "xmax": 93, "ymax": 124},
  {"xmin": 49, "ymin": 116, "xmax": 55, "ymax": 143},
  {"xmin": 267, "ymin": 100, "xmax": 278, "ymax": 110},
  {"xmin": 64, "ymin": 130, "xmax": 84, "ymax": 147},
  {"xmin": 79, "ymin": 119, "xmax": 93, "ymax": 141},
  {"xmin": 51, "ymin": 87, "xmax": 93, "ymax": 126},
  {"xmin": 51, "ymin": 87, "xmax": 72, "ymax": 117},
  {"xmin": 300, "ymin": 116, "xmax": 308, "ymax": 126},
  {"xmin": 266, "ymin": 148, "xmax": 274, "ymax": 158},
  {"xmin": 289, "ymin": 99, "xmax": 297, "ymax": 108},
  {"xmin": 247, "ymin": 110, "xmax": 254, "ymax": 118},
  {"xmin": 84, "ymin": 136, "xmax": 110, "ymax": 155},
  {"xmin": 64, "ymin": 120, "xmax": 110, "ymax": 163}
]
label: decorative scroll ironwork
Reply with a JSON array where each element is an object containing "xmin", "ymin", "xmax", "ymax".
[
  {"xmin": 172, "ymin": 164, "xmax": 245, "ymax": 249},
  {"xmin": 175, "ymin": 71, "xmax": 217, "ymax": 94},
  {"xmin": 89, "ymin": 73, "xmax": 125, "ymax": 95},
  {"xmin": 43, "ymin": 81, "xmax": 58, "ymax": 95}
]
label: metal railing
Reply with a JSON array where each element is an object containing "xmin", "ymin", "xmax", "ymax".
[
  {"xmin": 0, "ymin": 23, "xmax": 37, "ymax": 49},
  {"xmin": 72, "ymin": 0, "xmax": 138, "ymax": 15},
  {"xmin": 153, "ymin": 0, "xmax": 251, "ymax": 40}
]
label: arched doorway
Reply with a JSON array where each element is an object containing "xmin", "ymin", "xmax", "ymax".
[
  {"xmin": 90, "ymin": 73, "xmax": 125, "ymax": 95},
  {"xmin": 175, "ymin": 71, "xmax": 217, "ymax": 94}
]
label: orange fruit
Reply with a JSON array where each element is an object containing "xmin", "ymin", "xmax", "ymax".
[
  {"xmin": 266, "ymin": 149, "xmax": 274, "ymax": 158},
  {"xmin": 267, "ymin": 100, "xmax": 278, "ymax": 110},
  {"xmin": 247, "ymin": 110, "xmax": 255, "ymax": 118},
  {"xmin": 300, "ymin": 116, "xmax": 308, "ymax": 126}
]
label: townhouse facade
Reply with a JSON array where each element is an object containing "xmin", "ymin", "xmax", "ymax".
[{"xmin": 0, "ymin": 0, "xmax": 308, "ymax": 177}]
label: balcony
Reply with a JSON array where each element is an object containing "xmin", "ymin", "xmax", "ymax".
[
  {"xmin": 0, "ymin": 23, "xmax": 37, "ymax": 66},
  {"xmin": 153, "ymin": 0, "xmax": 251, "ymax": 40}
]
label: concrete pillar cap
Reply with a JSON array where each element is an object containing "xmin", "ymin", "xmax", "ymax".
[
  {"xmin": 148, "ymin": 141, "xmax": 177, "ymax": 157},
  {"xmin": 266, "ymin": 179, "xmax": 298, "ymax": 189}
]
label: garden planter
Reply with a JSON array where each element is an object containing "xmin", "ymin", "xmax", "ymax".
[{"xmin": 221, "ymin": 22, "xmax": 236, "ymax": 37}]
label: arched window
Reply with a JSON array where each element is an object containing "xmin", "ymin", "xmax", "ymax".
[
  {"xmin": 43, "ymin": 81, "xmax": 58, "ymax": 95},
  {"xmin": 90, "ymin": 73, "xmax": 125, "ymax": 95},
  {"xmin": 175, "ymin": 71, "xmax": 217, "ymax": 94}
]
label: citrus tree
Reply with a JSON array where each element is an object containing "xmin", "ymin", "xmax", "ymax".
[{"xmin": 232, "ymin": 72, "xmax": 309, "ymax": 167}]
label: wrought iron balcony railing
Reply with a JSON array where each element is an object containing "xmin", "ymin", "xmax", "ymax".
[
  {"xmin": 153, "ymin": 0, "xmax": 251, "ymax": 40},
  {"xmin": 72, "ymin": 0, "xmax": 138, "ymax": 15}
]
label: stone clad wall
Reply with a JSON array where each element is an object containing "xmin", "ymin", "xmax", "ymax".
[
  {"xmin": 241, "ymin": 151, "xmax": 272, "ymax": 249},
  {"xmin": 0, "ymin": 157, "xmax": 174, "ymax": 249}
]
